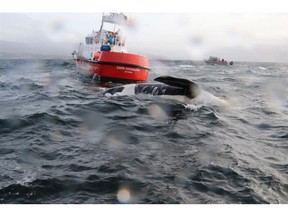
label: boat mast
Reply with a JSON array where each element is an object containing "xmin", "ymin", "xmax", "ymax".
[{"xmin": 99, "ymin": 12, "xmax": 104, "ymax": 32}]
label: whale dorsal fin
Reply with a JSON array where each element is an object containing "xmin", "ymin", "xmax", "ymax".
[{"xmin": 154, "ymin": 76, "xmax": 200, "ymax": 99}]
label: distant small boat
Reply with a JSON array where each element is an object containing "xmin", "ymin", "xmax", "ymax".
[{"xmin": 204, "ymin": 56, "xmax": 233, "ymax": 66}]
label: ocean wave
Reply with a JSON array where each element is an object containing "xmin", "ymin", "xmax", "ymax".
[{"xmin": 1, "ymin": 59, "xmax": 288, "ymax": 203}]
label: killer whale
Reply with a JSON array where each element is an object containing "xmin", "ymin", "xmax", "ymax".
[
  {"xmin": 102, "ymin": 76, "xmax": 201, "ymax": 100},
  {"xmin": 101, "ymin": 76, "xmax": 229, "ymax": 106}
]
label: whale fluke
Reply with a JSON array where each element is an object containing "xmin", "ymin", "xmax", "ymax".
[{"xmin": 154, "ymin": 76, "xmax": 200, "ymax": 99}]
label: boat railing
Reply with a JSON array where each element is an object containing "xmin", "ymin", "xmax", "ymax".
[{"xmin": 99, "ymin": 29, "xmax": 126, "ymax": 48}]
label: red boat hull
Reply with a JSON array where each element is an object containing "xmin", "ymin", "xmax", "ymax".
[{"xmin": 76, "ymin": 52, "xmax": 150, "ymax": 83}]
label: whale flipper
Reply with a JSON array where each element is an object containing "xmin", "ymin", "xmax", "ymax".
[{"xmin": 154, "ymin": 76, "xmax": 200, "ymax": 99}]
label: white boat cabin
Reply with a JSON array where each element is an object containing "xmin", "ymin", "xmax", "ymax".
[{"xmin": 75, "ymin": 13, "xmax": 129, "ymax": 61}]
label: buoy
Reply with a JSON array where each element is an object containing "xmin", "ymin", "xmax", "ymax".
[{"xmin": 93, "ymin": 52, "xmax": 100, "ymax": 60}]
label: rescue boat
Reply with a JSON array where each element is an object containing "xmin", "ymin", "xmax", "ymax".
[{"xmin": 72, "ymin": 13, "xmax": 150, "ymax": 84}]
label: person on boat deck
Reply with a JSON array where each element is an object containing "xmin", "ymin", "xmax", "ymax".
[
  {"xmin": 100, "ymin": 40, "xmax": 111, "ymax": 52},
  {"xmin": 108, "ymin": 33, "xmax": 115, "ymax": 45}
]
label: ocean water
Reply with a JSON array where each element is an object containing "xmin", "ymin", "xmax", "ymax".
[{"xmin": 0, "ymin": 59, "xmax": 287, "ymax": 204}]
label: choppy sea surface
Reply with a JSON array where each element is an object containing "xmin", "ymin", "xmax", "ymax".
[{"xmin": 0, "ymin": 59, "xmax": 287, "ymax": 204}]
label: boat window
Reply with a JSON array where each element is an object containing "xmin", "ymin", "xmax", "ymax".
[{"xmin": 85, "ymin": 37, "xmax": 93, "ymax": 44}]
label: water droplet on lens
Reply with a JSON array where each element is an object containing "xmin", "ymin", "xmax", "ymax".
[{"xmin": 117, "ymin": 188, "xmax": 131, "ymax": 203}]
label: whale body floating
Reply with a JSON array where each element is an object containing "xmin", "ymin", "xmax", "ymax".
[{"xmin": 102, "ymin": 76, "xmax": 228, "ymax": 107}]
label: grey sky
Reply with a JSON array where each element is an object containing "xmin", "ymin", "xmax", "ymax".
[{"xmin": 1, "ymin": 1, "xmax": 288, "ymax": 62}]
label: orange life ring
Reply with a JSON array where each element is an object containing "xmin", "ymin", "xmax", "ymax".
[{"xmin": 93, "ymin": 52, "xmax": 100, "ymax": 60}]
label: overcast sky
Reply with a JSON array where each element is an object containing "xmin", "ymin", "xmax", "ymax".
[{"xmin": 1, "ymin": 0, "xmax": 288, "ymax": 62}]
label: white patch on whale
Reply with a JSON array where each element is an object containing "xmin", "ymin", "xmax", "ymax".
[
  {"xmin": 186, "ymin": 90, "xmax": 229, "ymax": 107},
  {"xmin": 104, "ymin": 84, "xmax": 136, "ymax": 97},
  {"xmin": 119, "ymin": 84, "xmax": 137, "ymax": 95}
]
